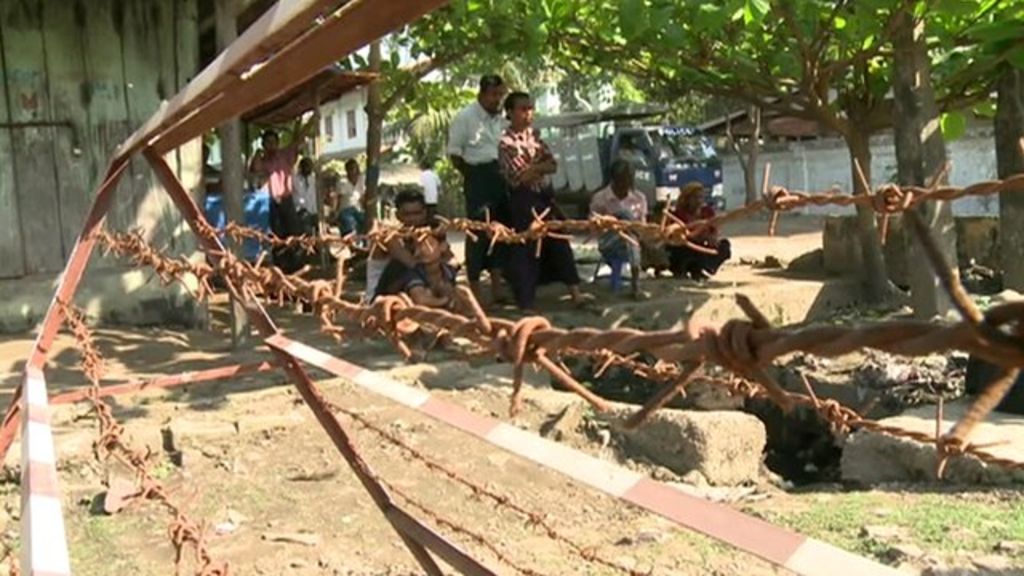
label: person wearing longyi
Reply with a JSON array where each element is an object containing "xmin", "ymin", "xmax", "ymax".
[{"xmin": 448, "ymin": 74, "xmax": 510, "ymax": 306}]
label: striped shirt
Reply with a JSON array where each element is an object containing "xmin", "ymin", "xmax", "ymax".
[{"xmin": 498, "ymin": 127, "xmax": 552, "ymax": 192}]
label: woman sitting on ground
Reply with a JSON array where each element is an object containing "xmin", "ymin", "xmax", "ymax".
[
  {"xmin": 373, "ymin": 189, "xmax": 459, "ymax": 309},
  {"xmin": 589, "ymin": 159, "xmax": 648, "ymax": 298},
  {"xmin": 668, "ymin": 182, "xmax": 731, "ymax": 281},
  {"xmin": 497, "ymin": 91, "xmax": 585, "ymax": 312}
]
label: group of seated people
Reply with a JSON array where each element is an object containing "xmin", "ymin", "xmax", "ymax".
[{"xmin": 363, "ymin": 89, "xmax": 732, "ymax": 312}]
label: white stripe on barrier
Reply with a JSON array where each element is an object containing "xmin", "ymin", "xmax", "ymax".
[
  {"xmin": 24, "ymin": 420, "xmax": 57, "ymax": 466},
  {"xmin": 786, "ymin": 538, "xmax": 903, "ymax": 576},
  {"xmin": 353, "ymin": 370, "xmax": 431, "ymax": 408},
  {"xmin": 20, "ymin": 369, "xmax": 73, "ymax": 576},
  {"xmin": 23, "ymin": 494, "xmax": 72, "ymax": 575},
  {"xmin": 485, "ymin": 423, "xmax": 642, "ymax": 497},
  {"xmin": 25, "ymin": 373, "xmax": 49, "ymax": 407}
]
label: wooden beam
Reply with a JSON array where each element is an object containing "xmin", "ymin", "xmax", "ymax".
[
  {"xmin": 114, "ymin": 0, "xmax": 341, "ymax": 159},
  {"xmin": 151, "ymin": 0, "xmax": 448, "ymax": 155}
]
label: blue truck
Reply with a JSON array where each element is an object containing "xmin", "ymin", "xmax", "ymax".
[{"xmin": 535, "ymin": 105, "xmax": 724, "ymax": 217}]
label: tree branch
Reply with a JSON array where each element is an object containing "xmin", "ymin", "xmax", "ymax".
[
  {"xmin": 381, "ymin": 54, "xmax": 458, "ymax": 113},
  {"xmin": 811, "ymin": 0, "xmax": 849, "ymax": 58},
  {"xmin": 725, "ymin": 112, "xmax": 748, "ymax": 171}
]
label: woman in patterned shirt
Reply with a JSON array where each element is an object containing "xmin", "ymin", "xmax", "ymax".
[{"xmin": 497, "ymin": 91, "xmax": 584, "ymax": 312}]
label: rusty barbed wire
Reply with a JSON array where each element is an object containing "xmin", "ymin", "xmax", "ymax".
[
  {"xmin": 93, "ymin": 227, "xmax": 1024, "ymax": 475},
  {"xmin": 223, "ymin": 212, "xmax": 715, "ymax": 257},
  {"xmin": 219, "ymin": 171, "xmax": 1024, "ymax": 256},
  {"xmin": 95, "ymin": 230, "xmax": 216, "ymax": 301},
  {"xmin": 58, "ymin": 301, "xmax": 228, "ymax": 576},
  {"xmin": 330, "ymin": 402, "xmax": 658, "ymax": 576},
  {"xmin": 766, "ymin": 172, "xmax": 1024, "ymax": 219},
  {"xmin": 1, "ymin": 541, "xmax": 17, "ymax": 576},
  {"xmin": 381, "ymin": 480, "xmax": 548, "ymax": 576}
]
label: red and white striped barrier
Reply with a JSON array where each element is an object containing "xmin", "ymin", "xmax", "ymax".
[
  {"xmin": 267, "ymin": 334, "xmax": 902, "ymax": 576},
  {"xmin": 21, "ymin": 367, "xmax": 72, "ymax": 576}
]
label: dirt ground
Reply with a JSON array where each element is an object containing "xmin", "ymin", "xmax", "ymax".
[
  {"xmin": 0, "ymin": 327, "xmax": 784, "ymax": 576},
  {"xmin": 1, "ymin": 214, "xmax": 1022, "ymax": 575}
]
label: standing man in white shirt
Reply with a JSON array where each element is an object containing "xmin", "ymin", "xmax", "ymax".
[
  {"xmin": 447, "ymin": 74, "xmax": 509, "ymax": 306},
  {"xmin": 293, "ymin": 157, "xmax": 318, "ymax": 232},
  {"xmin": 419, "ymin": 158, "xmax": 442, "ymax": 217}
]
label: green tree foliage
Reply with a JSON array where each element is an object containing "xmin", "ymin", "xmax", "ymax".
[{"xmin": 539, "ymin": 0, "xmax": 1022, "ymax": 301}]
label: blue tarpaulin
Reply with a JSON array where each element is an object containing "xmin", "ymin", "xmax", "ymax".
[{"xmin": 203, "ymin": 187, "xmax": 271, "ymax": 261}]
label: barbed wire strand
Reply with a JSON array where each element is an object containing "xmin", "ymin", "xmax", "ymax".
[
  {"xmin": 1, "ymin": 540, "xmax": 17, "ymax": 576},
  {"xmin": 216, "ymin": 170, "xmax": 1024, "ymax": 258},
  {"xmin": 57, "ymin": 301, "xmax": 228, "ymax": 576},
  {"xmin": 92, "ymin": 227, "xmax": 1024, "ymax": 474}
]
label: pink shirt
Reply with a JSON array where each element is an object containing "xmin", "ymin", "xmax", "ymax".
[
  {"xmin": 589, "ymin": 186, "xmax": 648, "ymax": 222},
  {"xmin": 262, "ymin": 148, "xmax": 299, "ymax": 202}
]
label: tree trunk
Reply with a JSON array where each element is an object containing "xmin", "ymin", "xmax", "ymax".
[
  {"xmin": 892, "ymin": 9, "xmax": 957, "ymax": 319},
  {"xmin": 996, "ymin": 63, "xmax": 1024, "ymax": 290},
  {"xmin": 745, "ymin": 107, "xmax": 762, "ymax": 206},
  {"xmin": 363, "ymin": 41, "xmax": 383, "ymax": 229},
  {"xmin": 726, "ymin": 106, "xmax": 762, "ymax": 205},
  {"xmin": 845, "ymin": 126, "xmax": 890, "ymax": 303},
  {"xmin": 214, "ymin": 0, "xmax": 248, "ymax": 346}
]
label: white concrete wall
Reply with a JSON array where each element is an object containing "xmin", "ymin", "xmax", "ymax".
[
  {"xmin": 720, "ymin": 127, "xmax": 999, "ymax": 216},
  {"xmin": 320, "ymin": 88, "xmax": 368, "ymax": 159}
]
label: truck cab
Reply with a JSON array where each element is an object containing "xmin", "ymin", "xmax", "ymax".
[{"xmin": 536, "ymin": 106, "xmax": 724, "ymax": 217}]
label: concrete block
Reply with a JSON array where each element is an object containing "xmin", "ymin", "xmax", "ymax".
[
  {"xmin": 955, "ymin": 216, "xmax": 999, "ymax": 269},
  {"xmin": 0, "ymin": 264, "xmax": 205, "ymax": 334},
  {"xmin": 823, "ymin": 215, "xmax": 1002, "ymax": 290},
  {"xmin": 823, "ymin": 216, "xmax": 863, "ymax": 276},
  {"xmin": 841, "ymin": 400, "xmax": 1024, "ymax": 485},
  {"xmin": 603, "ymin": 405, "xmax": 766, "ymax": 486},
  {"xmin": 822, "ymin": 215, "xmax": 908, "ymax": 286}
]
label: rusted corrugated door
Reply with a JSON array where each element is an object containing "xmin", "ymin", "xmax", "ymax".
[
  {"xmin": 0, "ymin": 1, "xmax": 63, "ymax": 276},
  {"xmin": 0, "ymin": 31, "xmax": 26, "ymax": 279}
]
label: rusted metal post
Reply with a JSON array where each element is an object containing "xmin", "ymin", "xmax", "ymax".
[{"xmin": 47, "ymin": 361, "xmax": 279, "ymax": 407}]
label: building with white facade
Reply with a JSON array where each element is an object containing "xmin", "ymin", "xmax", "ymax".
[{"xmin": 319, "ymin": 86, "xmax": 370, "ymax": 160}]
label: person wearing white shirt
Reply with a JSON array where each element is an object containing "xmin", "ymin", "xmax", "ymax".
[
  {"xmin": 293, "ymin": 157, "xmax": 318, "ymax": 232},
  {"xmin": 419, "ymin": 159, "xmax": 442, "ymax": 216},
  {"xmin": 447, "ymin": 74, "xmax": 509, "ymax": 305},
  {"xmin": 335, "ymin": 158, "xmax": 366, "ymax": 236}
]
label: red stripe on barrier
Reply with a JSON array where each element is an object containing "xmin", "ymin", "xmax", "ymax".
[
  {"xmin": 420, "ymin": 397, "xmax": 501, "ymax": 439},
  {"xmin": 24, "ymin": 461, "xmax": 61, "ymax": 499},
  {"xmin": 266, "ymin": 334, "xmax": 363, "ymax": 379},
  {"xmin": 25, "ymin": 407, "xmax": 50, "ymax": 425}
]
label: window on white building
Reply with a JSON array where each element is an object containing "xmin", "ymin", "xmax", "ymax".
[
  {"xmin": 346, "ymin": 109, "xmax": 358, "ymax": 140},
  {"xmin": 322, "ymin": 112, "xmax": 335, "ymax": 142}
]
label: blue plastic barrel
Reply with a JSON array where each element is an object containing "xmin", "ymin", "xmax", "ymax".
[{"xmin": 203, "ymin": 187, "xmax": 271, "ymax": 261}]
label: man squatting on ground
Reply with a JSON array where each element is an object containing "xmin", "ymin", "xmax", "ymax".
[{"xmin": 372, "ymin": 190, "xmax": 460, "ymax": 309}]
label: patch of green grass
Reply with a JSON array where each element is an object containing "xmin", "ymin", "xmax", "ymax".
[
  {"xmin": 759, "ymin": 492, "xmax": 1024, "ymax": 561},
  {"xmin": 67, "ymin": 514, "xmax": 147, "ymax": 575},
  {"xmin": 150, "ymin": 459, "xmax": 177, "ymax": 481}
]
